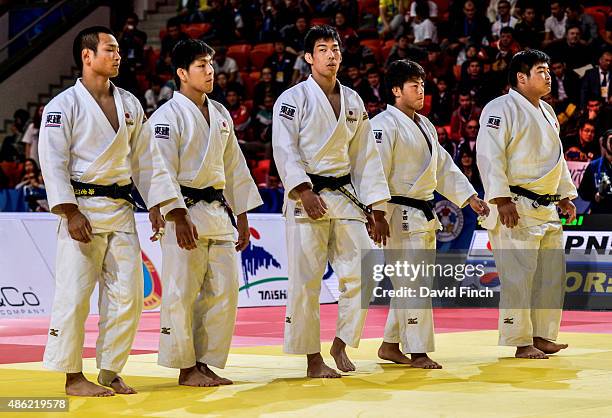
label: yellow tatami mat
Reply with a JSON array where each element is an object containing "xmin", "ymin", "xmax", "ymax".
[{"xmin": 1, "ymin": 331, "xmax": 612, "ymax": 417}]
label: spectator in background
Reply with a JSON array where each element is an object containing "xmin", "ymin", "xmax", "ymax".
[
  {"xmin": 21, "ymin": 105, "xmax": 43, "ymax": 165},
  {"xmin": 144, "ymin": 76, "xmax": 164, "ymax": 114},
  {"xmin": 333, "ymin": 11, "xmax": 357, "ymax": 44},
  {"xmin": 0, "ymin": 108, "xmax": 29, "ymax": 162},
  {"xmin": 409, "ymin": 0, "xmax": 438, "ymax": 22},
  {"xmin": 513, "ymin": 5, "xmax": 543, "ymax": 50},
  {"xmin": 200, "ymin": 0, "xmax": 235, "ymax": 43},
  {"xmin": 226, "ymin": 88, "xmax": 252, "ymax": 142},
  {"xmin": 264, "ymin": 38, "xmax": 297, "ymax": 89},
  {"xmin": 437, "ymin": 125, "xmax": 456, "ymax": 158},
  {"xmin": 564, "ymin": 119, "xmax": 600, "ymax": 161},
  {"xmin": 230, "ymin": 0, "xmax": 254, "ymax": 40},
  {"xmin": 15, "ymin": 158, "xmax": 47, "ymax": 212},
  {"xmin": 210, "ymin": 71, "xmax": 243, "ymax": 106},
  {"xmin": 342, "ymin": 34, "xmax": 375, "ymax": 70},
  {"xmin": 282, "ymin": 14, "xmax": 309, "ymax": 55},
  {"xmin": 459, "ymin": 59, "xmax": 492, "ymax": 105},
  {"xmin": 359, "ymin": 68, "xmax": 386, "ymax": 106},
  {"xmin": 490, "ymin": 0, "xmax": 517, "ymax": 39},
  {"xmin": 546, "ymin": 25, "xmax": 593, "ymax": 71},
  {"xmin": 260, "ymin": 1, "xmax": 288, "ymax": 42},
  {"xmin": 580, "ymin": 50, "xmax": 612, "ymax": 108},
  {"xmin": 449, "ymin": 0, "xmax": 491, "ymax": 49},
  {"xmin": 0, "ymin": 165, "xmax": 8, "ymax": 189},
  {"xmin": 213, "ymin": 46, "xmax": 241, "ymax": 84},
  {"xmin": 411, "ymin": 1, "xmax": 437, "ymax": 46},
  {"xmin": 455, "ymin": 144, "xmax": 483, "ymax": 192},
  {"xmin": 160, "ymin": 18, "xmax": 188, "ymax": 59},
  {"xmin": 578, "ymin": 129, "xmax": 612, "ymax": 214},
  {"xmin": 429, "ymin": 77, "xmax": 454, "ymax": 126},
  {"xmin": 543, "ymin": 1, "xmax": 566, "ymax": 47},
  {"xmin": 378, "ymin": 0, "xmax": 409, "ymax": 39},
  {"xmin": 565, "ymin": 1, "xmax": 599, "ymax": 45},
  {"xmin": 323, "ymin": 0, "xmax": 359, "ymax": 29},
  {"xmin": 550, "ymin": 58, "xmax": 581, "ymax": 113},
  {"xmin": 117, "ymin": 13, "xmax": 147, "ymax": 92},
  {"xmin": 254, "ymin": 94, "xmax": 275, "ymax": 145},
  {"xmin": 458, "ymin": 118, "xmax": 479, "ymax": 153},
  {"xmin": 341, "ymin": 64, "xmax": 366, "ymax": 92},
  {"xmin": 254, "ymin": 67, "xmax": 283, "ymax": 109},
  {"xmin": 489, "ymin": 27, "xmax": 518, "ymax": 77},
  {"xmin": 156, "ymin": 51, "xmax": 174, "ymax": 77},
  {"xmin": 385, "ymin": 33, "xmax": 423, "ymax": 67},
  {"xmin": 291, "ymin": 54, "xmax": 311, "ymax": 85},
  {"xmin": 450, "ymin": 91, "xmax": 481, "ymax": 142}
]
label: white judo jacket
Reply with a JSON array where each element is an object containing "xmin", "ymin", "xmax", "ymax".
[
  {"xmin": 272, "ymin": 76, "xmax": 390, "ymax": 221},
  {"xmin": 476, "ymin": 89, "xmax": 577, "ymax": 229},
  {"xmin": 149, "ymin": 92, "xmax": 262, "ymax": 238},
  {"xmin": 371, "ymin": 105, "xmax": 476, "ymax": 233},
  {"xmin": 39, "ymin": 79, "xmax": 177, "ymax": 233}
]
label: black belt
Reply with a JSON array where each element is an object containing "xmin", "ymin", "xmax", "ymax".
[
  {"xmin": 307, "ymin": 173, "xmax": 372, "ymax": 215},
  {"xmin": 389, "ymin": 195, "xmax": 435, "ymax": 221},
  {"xmin": 180, "ymin": 185, "xmax": 237, "ymax": 229},
  {"xmin": 71, "ymin": 180, "xmax": 138, "ymax": 208},
  {"xmin": 509, "ymin": 185, "xmax": 561, "ymax": 208}
]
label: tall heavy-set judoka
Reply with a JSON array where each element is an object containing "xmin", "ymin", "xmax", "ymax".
[
  {"xmin": 371, "ymin": 60, "xmax": 489, "ymax": 369},
  {"xmin": 272, "ymin": 25, "xmax": 391, "ymax": 378},
  {"xmin": 150, "ymin": 39, "xmax": 262, "ymax": 387},
  {"xmin": 39, "ymin": 26, "xmax": 177, "ymax": 396},
  {"xmin": 476, "ymin": 50, "xmax": 577, "ymax": 359}
]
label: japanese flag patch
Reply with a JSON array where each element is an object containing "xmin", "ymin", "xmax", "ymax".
[{"xmin": 45, "ymin": 112, "xmax": 62, "ymax": 127}]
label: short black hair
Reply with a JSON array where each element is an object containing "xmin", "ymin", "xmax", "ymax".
[
  {"xmin": 499, "ymin": 26, "xmax": 514, "ymax": 36},
  {"xmin": 508, "ymin": 49, "xmax": 550, "ymax": 87},
  {"xmin": 304, "ymin": 25, "xmax": 342, "ymax": 55},
  {"xmin": 171, "ymin": 39, "xmax": 215, "ymax": 88},
  {"xmin": 73, "ymin": 26, "xmax": 115, "ymax": 71},
  {"xmin": 385, "ymin": 59, "xmax": 426, "ymax": 104},
  {"xmin": 578, "ymin": 118, "xmax": 595, "ymax": 130}
]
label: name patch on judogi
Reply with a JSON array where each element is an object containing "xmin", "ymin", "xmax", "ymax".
[
  {"xmin": 486, "ymin": 116, "xmax": 501, "ymax": 129},
  {"xmin": 154, "ymin": 124, "xmax": 170, "ymax": 139},
  {"xmin": 373, "ymin": 130, "xmax": 383, "ymax": 143},
  {"xmin": 45, "ymin": 112, "xmax": 62, "ymax": 127},
  {"xmin": 279, "ymin": 103, "xmax": 296, "ymax": 120}
]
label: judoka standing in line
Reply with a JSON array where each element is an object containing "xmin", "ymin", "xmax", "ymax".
[
  {"xmin": 371, "ymin": 60, "xmax": 489, "ymax": 369},
  {"xmin": 476, "ymin": 50, "xmax": 577, "ymax": 359},
  {"xmin": 150, "ymin": 39, "xmax": 262, "ymax": 387},
  {"xmin": 39, "ymin": 26, "xmax": 177, "ymax": 396},
  {"xmin": 272, "ymin": 25, "xmax": 391, "ymax": 378}
]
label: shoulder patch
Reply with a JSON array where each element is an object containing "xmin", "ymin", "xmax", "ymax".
[
  {"xmin": 279, "ymin": 103, "xmax": 296, "ymax": 120},
  {"xmin": 154, "ymin": 124, "xmax": 170, "ymax": 139},
  {"xmin": 485, "ymin": 115, "xmax": 501, "ymax": 129},
  {"xmin": 45, "ymin": 112, "xmax": 62, "ymax": 128},
  {"xmin": 373, "ymin": 129, "xmax": 383, "ymax": 143}
]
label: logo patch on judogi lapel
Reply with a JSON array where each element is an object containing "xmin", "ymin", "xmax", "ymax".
[
  {"xmin": 219, "ymin": 118, "xmax": 230, "ymax": 133},
  {"xmin": 373, "ymin": 130, "xmax": 383, "ymax": 143},
  {"xmin": 486, "ymin": 115, "xmax": 501, "ymax": 129},
  {"xmin": 279, "ymin": 103, "xmax": 296, "ymax": 120},
  {"xmin": 154, "ymin": 124, "xmax": 170, "ymax": 139},
  {"xmin": 45, "ymin": 112, "xmax": 62, "ymax": 127},
  {"xmin": 125, "ymin": 112, "xmax": 134, "ymax": 125},
  {"xmin": 346, "ymin": 108, "xmax": 358, "ymax": 123}
]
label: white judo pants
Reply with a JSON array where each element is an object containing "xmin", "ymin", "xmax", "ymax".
[
  {"xmin": 43, "ymin": 220, "xmax": 143, "ymax": 374},
  {"xmin": 383, "ymin": 229, "xmax": 436, "ymax": 354},
  {"xmin": 284, "ymin": 218, "xmax": 373, "ymax": 355},
  {"xmin": 488, "ymin": 222, "xmax": 565, "ymax": 347},
  {"xmin": 157, "ymin": 221, "xmax": 238, "ymax": 369}
]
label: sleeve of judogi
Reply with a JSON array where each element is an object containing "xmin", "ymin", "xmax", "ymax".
[
  {"xmin": 272, "ymin": 91, "xmax": 311, "ymax": 200},
  {"xmin": 222, "ymin": 108, "xmax": 264, "ymax": 214},
  {"xmin": 370, "ymin": 113, "xmax": 396, "ymax": 213},
  {"xmin": 130, "ymin": 101, "xmax": 177, "ymax": 209},
  {"xmin": 38, "ymin": 96, "xmax": 77, "ymax": 214},
  {"xmin": 431, "ymin": 118, "xmax": 476, "ymax": 207},
  {"xmin": 348, "ymin": 96, "xmax": 391, "ymax": 208},
  {"xmin": 476, "ymin": 100, "xmax": 512, "ymax": 203},
  {"xmin": 148, "ymin": 107, "xmax": 187, "ymax": 216}
]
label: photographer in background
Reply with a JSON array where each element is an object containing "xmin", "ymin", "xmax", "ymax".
[{"xmin": 578, "ymin": 129, "xmax": 612, "ymax": 214}]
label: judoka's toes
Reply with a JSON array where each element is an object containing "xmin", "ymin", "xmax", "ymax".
[
  {"xmin": 533, "ymin": 337, "xmax": 568, "ymax": 354},
  {"xmin": 197, "ymin": 363, "xmax": 233, "ymax": 385},
  {"xmin": 378, "ymin": 342, "xmax": 411, "ymax": 364},
  {"xmin": 307, "ymin": 362, "xmax": 341, "ymax": 378},
  {"xmin": 515, "ymin": 346, "xmax": 549, "ymax": 359},
  {"xmin": 66, "ymin": 375, "xmax": 116, "ymax": 397},
  {"xmin": 179, "ymin": 367, "xmax": 220, "ymax": 387},
  {"xmin": 410, "ymin": 355, "xmax": 442, "ymax": 369},
  {"xmin": 109, "ymin": 376, "xmax": 138, "ymax": 394},
  {"xmin": 330, "ymin": 344, "xmax": 356, "ymax": 372}
]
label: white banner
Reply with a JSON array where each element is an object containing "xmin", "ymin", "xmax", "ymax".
[
  {"xmin": 567, "ymin": 160, "xmax": 589, "ymax": 188},
  {"xmin": 0, "ymin": 213, "xmax": 339, "ymax": 318}
]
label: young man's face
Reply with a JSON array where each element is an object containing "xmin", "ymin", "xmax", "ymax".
[
  {"xmin": 467, "ymin": 61, "xmax": 481, "ymax": 77},
  {"xmin": 182, "ymin": 55, "xmax": 215, "ymax": 94},
  {"xmin": 523, "ymin": 8, "xmax": 535, "ymax": 24},
  {"xmin": 579, "ymin": 124, "xmax": 596, "ymax": 144},
  {"xmin": 307, "ymin": 37, "xmax": 342, "ymax": 78},
  {"xmin": 436, "ymin": 80, "xmax": 447, "ymax": 92},
  {"xmin": 498, "ymin": 1, "xmax": 510, "ymax": 18},
  {"xmin": 395, "ymin": 77, "xmax": 425, "ymax": 111},
  {"xmin": 459, "ymin": 94, "xmax": 472, "ymax": 109},
  {"xmin": 367, "ymin": 72, "xmax": 380, "ymax": 87},
  {"xmin": 274, "ymin": 41, "xmax": 285, "ymax": 54},
  {"xmin": 226, "ymin": 91, "xmax": 238, "ymax": 106},
  {"xmin": 566, "ymin": 27, "xmax": 581, "ymax": 45},
  {"xmin": 551, "ymin": 3, "xmax": 564, "ymax": 18},
  {"xmin": 599, "ymin": 53, "xmax": 612, "ymax": 71},
  {"xmin": 347, "ymin": 66, "xmax": 360, "ymax": 80},
  {"xmin": 523, "ymin": 62, "xmax": 551, "ymax": 97},
  {"xmin": 499, "ymin": 32, "xmax": 513, "ymax": 48},
  {"xmin": 465, "ymin": 120, "xmax": 479, "ymax": 139},
  {"xmin": 551, "ymin": 62, "xmax": 565, "ymax": 78},
  {"xmin": 84, "ymin": 33, "xmax": 121, "ymax": 78}
]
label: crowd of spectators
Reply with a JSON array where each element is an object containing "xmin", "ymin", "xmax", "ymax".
[{"xmin": 1, "ymin": 0, "xmax": 612, "ymax": 214}]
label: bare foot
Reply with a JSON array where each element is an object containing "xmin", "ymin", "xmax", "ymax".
[
  {"xmin": 533, "ymin": 337, "xmax": 568, "ymax": 354},
  {"xmin": 410, "ymin": 353, "xmax": 442, "ymax": 369},
  {"xmin": 378, "ymin": 342, "xmax": 411, "ymax": 364},
  {"xmin": 65, "ymin": 373, "xmax": 114, "ymax": 397},
  {"xmin": 196, "ymin": 362, "xmax": 233, "ymax": 385},
  {"xmin": 306, "ymin": 353, "xmax": 341, "ymax": 378},
  {"xmin": 515, "ymin": 345, "xmax": 549, "ymax": 359},
  {"xmin": 330, "ymin": 337, "xmax": 356, "ymax": 372},
  {"xmin": 103, "ymin": 375, "xmax": 137, "ymax": 394},
  {"xmin": 178, "ymin": 366, "xmax": 219, "ymax": 387}
]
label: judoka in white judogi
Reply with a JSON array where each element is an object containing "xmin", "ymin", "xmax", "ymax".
[
  {"xmin": 150, "ymin": 91, "xmax": 262, "ymax": 373},
  {"xmin": 273, "ymin": 75, "xmax": 390, "ymax": 368},
  {"xmin": 40, "ymin": 79, "xmax": 177, "ymax": 381}
]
